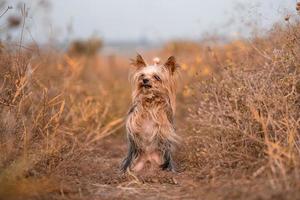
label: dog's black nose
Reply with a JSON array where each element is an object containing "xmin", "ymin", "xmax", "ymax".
[{"xmin": 143, "ymin": 78, "xmax": 149, "ymax": 84}]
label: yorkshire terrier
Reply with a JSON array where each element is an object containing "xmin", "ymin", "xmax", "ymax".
[{"xmin": 121, "ymin": 54, "xmax": 180, "ymax": 173}]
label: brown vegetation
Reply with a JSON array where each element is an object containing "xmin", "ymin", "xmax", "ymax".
[{"xmin": 68, "ymin": 38, "xmax": 103, "ymax": 56}]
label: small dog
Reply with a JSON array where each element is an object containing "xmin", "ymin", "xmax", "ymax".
[{"xmin": 121, "ymin": 54, "xmax": 180, "ymax": 173}]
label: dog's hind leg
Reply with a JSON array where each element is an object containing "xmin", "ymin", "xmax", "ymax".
[
  {"xmin": 120, "ymin": 134, "xmax": 139, "ymax": 173},
  {"xmin": 160, "ymin": 142, "xmax": 176, "ymax": 172}
]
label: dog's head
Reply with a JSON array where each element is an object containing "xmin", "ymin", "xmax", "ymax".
[{"xmin": 130, "ymin": 54, "xmax": 179, "ymax": 95}]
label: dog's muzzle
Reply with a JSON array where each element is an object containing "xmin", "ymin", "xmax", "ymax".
[{"xmin": 140, "ymin": 83, "xmax": 152, "ymax": 89}]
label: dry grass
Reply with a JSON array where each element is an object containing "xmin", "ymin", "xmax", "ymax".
[
  {"xmin": 0, "ymin": 49, "xmax": 128, "ymax": 199},
  {"xmin": 0, "ymin": 10, "xmax": 300, "ymax": 200},
  {"xmin": 187, "ymin": 19, "xmax": 300, "ymax": 190}
]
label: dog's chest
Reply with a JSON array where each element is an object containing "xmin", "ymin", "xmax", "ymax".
[
  {"xmin": 140, "ymin": 117, "xmax": 157, "ymax": 140},
  {"xmin": 128, "ymin": 107, "xmax": 160, "ymax": 140}
]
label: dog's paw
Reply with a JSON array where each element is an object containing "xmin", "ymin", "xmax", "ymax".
[{"xmin": 160, "ymin": 162, "xmax": 177, "ymax": 173}]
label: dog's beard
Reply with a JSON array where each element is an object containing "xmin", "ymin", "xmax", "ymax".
[
  {"xmin": 139, "ymin": 87, "xmax": 154, "ymax": 99},
  {"xmin": 136, "ymin": 85, "xmax": 168, "ymax": 101}
]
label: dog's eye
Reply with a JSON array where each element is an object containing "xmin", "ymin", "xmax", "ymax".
[
  {"xmin": 153, "ymin": 75, "xmax": 161, "ymax": 81},
  {"xmin": 140, "ymin": 74, "xmax": 145, "ymax": 78}
]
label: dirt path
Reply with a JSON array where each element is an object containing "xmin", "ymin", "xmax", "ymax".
[{"xmin": 48, "ymin": 131, "xmax": 299, "ymax": 200}]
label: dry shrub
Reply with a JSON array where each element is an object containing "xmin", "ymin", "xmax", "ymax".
[
  {"xmin": 68, "ymin": 37, "xmax": 103, "ymax": 56},
  {"xmin": 163, "ymin": 41, "xmax": 201, "ymax": 58},
  {"xmin": 0, "ymin": 45, "xmax": 127, "ymax": 199},
  {"xmin": 189, "ymin": 20, "xmax": 300, "ymax": 188}
]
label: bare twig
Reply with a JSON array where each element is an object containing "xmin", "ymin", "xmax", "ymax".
[{"xmin": 0, "ymin": 6, "xmax": 12, "ymax": 18}]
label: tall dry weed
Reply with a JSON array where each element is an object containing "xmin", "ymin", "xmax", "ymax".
[
  {"xmin": 0, "ymin": 46, "xmax": 127, "ymax": 199},
  {"xmin": 189, "ymin": 20, "xmax": 300, "ymax": 189}
]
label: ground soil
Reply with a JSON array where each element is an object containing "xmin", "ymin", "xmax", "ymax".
[{"xmin": 38, "ymin": 127, "xmax": 300, "ymax": 200}]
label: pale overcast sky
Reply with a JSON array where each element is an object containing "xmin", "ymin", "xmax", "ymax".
[{"xmin": 3, "ymin": 0, "xmax": 296, "ymax": 42}]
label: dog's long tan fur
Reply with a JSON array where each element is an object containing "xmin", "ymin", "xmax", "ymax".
[{"xmin": 121, "ymin": 54, "xmax": 180, "ymax": 172}]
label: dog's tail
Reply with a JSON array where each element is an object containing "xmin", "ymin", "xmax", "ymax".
[{"xmin": 153, "ymin": 57, "xmax": 160, "ymax": 65}]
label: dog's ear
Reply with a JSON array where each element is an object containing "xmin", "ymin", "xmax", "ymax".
[
  {"xmin": 164, "ymin": 56, "xmax": 179, "ymax": 74},
  {"xmin": 131, "ymin": 54, "xmax": 146, "ymax": 69}
]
